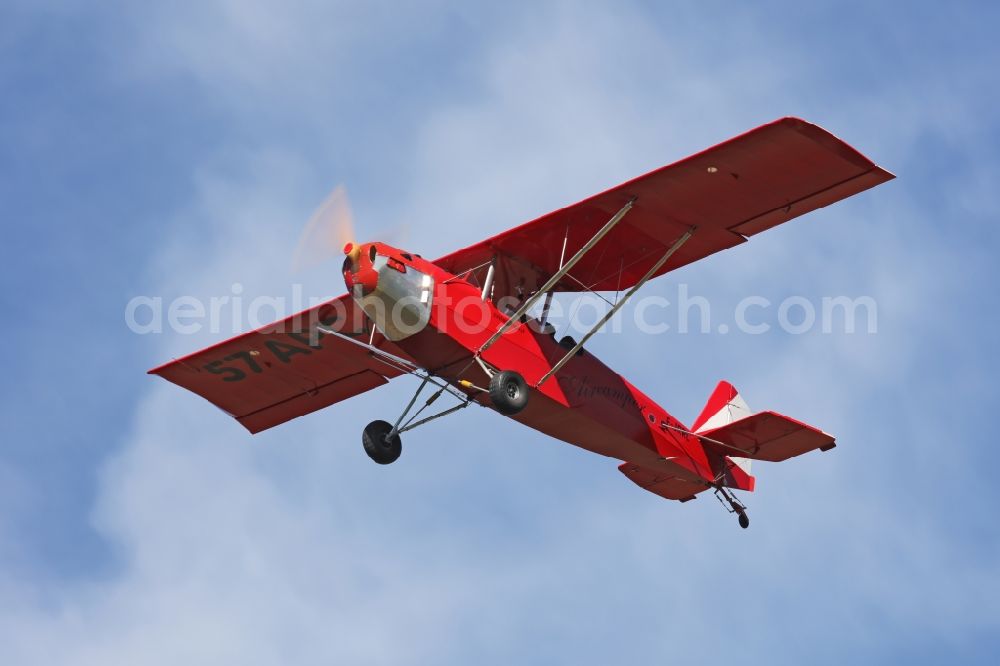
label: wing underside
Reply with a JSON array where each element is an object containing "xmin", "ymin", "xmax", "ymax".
[
  {"xmin": 149, "ymin": 295, "xmax": 416, "ymax": 433},
  {"xmin": 435, "ymin": 117, "xmax": 894, "ymax": 303}
]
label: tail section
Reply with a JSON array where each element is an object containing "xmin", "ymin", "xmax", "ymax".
[
  {"xmin": 692, "ymin": 380, "xmax": 752, "ymax": 432},
  {"xmin": 693, "ymin": 381, "xmax": 754, "ymax": 483},
  {"xmin": 618, "ymin": 381, "xmax": 835, "ymax": 528},
  {"xmin": 695, "ymin": 380, "xmax": 836, "ymax": 464}
]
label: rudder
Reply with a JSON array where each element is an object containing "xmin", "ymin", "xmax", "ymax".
[{"xmin": 694, "ymin": 381, "xmax": 754, "ymax": 479}]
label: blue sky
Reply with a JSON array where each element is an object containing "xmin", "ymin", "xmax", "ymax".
[{"xmin": 1, "ymin": 1, "xmax": 998, "ymax": 663}]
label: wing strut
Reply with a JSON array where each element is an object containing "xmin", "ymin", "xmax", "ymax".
[
  {"xmin": 478, "ymin": 197, "xmax": 637, "ymax": 353},
  {"xmin": 536, "ymin": 227, "xmax": 694, "ymax": 387},
  {"xmin": 317, "ymin": 324, "xmax": 472, "ymax": 404}
]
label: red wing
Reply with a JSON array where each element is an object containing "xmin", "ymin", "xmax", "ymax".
[
  {"xmin": 698, "ymin": 411, "xmax": 836, "ymax": 463},
  {"xmin": 148, "ymin": 294, "xmax": 417, "ymax": 434},
  {"xmin": 435, "ymin": 117, "xmax": 893, "ymax": 301}
]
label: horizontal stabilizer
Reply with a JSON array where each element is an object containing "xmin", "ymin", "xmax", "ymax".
[
  {"xmin": 618, "ymin": 462, "xmax": 708, "ymax": 502},
  {"xmin": 698, "ymin": 411, "xmax": 836, "ymax": 463}
]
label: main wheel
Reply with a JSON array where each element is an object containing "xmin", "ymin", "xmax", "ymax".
[
  {"xmin": 489, "ymin": 370, "xmax": 529, "ymax": 415},
  {"xmin": 738, "ymin": 511, "xmax": 750, "ymax": 529},
  {"xmin": 362, "ymin": 420, "xmax": 402, "ymax": 464}
]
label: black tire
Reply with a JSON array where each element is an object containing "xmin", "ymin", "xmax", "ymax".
[
  {"xmin": 362, "ymin": 420, "xmax": 402, "ymax": 464},
  {"xmin": 489, "ymin": 370, "xmax": 529, "ymax": 415},
  {"xmin": 738, "ymin": 512, "xmax": 750, "ymax": 529}
]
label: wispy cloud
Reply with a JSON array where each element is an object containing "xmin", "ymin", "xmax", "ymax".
[{"xmin": 1, "ymin": 1, "xmax": 998, "ymax": 664}]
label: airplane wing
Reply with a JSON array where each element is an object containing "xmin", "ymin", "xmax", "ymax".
[
  {"xmin": 148, "ymin": 294, "xmax": 417, "ymax": 434},
  {"xmin": 435, "ymin": 117, "xmax": 894, "ymax": 302}
]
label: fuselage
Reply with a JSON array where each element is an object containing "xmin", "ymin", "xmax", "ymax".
[{"xmin": 343, "ymin": 241, "xmax": 726, "ymax": 488}]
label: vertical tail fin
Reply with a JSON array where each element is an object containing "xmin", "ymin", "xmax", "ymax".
[{"xmin": 694, "ymin": 381, "xmax": 753, "ymax": 478}]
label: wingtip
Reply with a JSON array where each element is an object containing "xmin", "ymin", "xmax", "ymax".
[
  {"xmin": 147, "ymin": 357, "xmax": 182, "ymax": 376},
  {"xmin": 146, "ymin": 362, "xmax": 169, "ymax": 376}
]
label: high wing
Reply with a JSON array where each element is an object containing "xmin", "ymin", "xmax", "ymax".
[
  {"xmin": 435, "ymin": 117, "xmax": 894, "ymax": 303},
  {"xmin": 149, "ymin": 294, "xmax": 416, "ymax": 434}
]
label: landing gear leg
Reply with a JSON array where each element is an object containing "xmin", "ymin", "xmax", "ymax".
[
  {"xmin": 714, "ymin": 486, "xmax": 750, "ymax": 529},
  {"xmin": 362, "ymin": 373, "xmax": 474, "ymax": 464}
]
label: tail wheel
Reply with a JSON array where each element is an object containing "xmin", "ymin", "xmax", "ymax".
[
  {"xmin": 362, "ymin": 420, "xmax": 402, "ymax": 464},
  {"xmin": 489, "ymin": 370, "xmax": 529, "ymax": 415}
]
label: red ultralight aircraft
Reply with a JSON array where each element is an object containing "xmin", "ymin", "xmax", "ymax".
[{"xmin": 150, "ymin": 117, "xmax": 893, "ymax": 528}]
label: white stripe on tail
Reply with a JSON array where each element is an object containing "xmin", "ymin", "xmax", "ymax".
[{"xmin": 692, "ymin": 381, "xmax": 753, "ymax": 474}]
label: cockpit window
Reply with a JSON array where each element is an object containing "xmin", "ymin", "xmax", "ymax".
[{"xmin": 369, "ymin": 245, "xmax": 377, "ymax": 262}]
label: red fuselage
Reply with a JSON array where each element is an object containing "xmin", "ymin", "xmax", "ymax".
[{"xmin": 344, "ymin": 241, "xmax": 728, "ymax": 490}]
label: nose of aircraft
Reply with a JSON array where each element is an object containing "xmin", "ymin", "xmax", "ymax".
[{"xmin": 342, "ymin": 242, "xmax": 379, "ymax": 296}]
